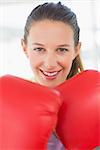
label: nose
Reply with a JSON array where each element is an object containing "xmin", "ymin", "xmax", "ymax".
[{"xmin": 43, "ymin": 53, "xmax": 57, "ymax": 70}]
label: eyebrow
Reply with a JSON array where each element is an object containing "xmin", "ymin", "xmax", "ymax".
[
  {"xmin": 32, "ymin": 43, "xmax": 44, "ymax": 46},
  {"xmin": 57, "ymin": 44, "xmax": 70, "ymax": 47},
  {"xmin": 32, "ymin": 43, "xmax": 70, "ymax": 47}
]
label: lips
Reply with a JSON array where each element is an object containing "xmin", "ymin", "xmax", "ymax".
[{"xmin": 40, "ymin": 69, "xmax": 61, "ymax": 79}]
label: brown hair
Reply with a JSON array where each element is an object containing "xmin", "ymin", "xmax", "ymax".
[{"xmin": 67, "ymin": 55, "xmax": 84, "ymax": 79}]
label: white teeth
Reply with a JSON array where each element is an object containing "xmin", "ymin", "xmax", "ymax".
[{"xmin": 43, "ymin": 71, "xmax": 58, "ymax": 76}]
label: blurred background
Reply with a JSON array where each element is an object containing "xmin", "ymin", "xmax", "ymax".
[{"xmin": 0, "ymin": 0, "xmax": 100, "ymax": 79}]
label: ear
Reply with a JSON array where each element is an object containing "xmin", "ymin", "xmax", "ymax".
[
  {"xmin": 21, "ymin": 39, "xmax": 29, "ymax": 58},
  {"xmin": 73, "ymin": 42, "xmax": 81, "ymax": 59}
]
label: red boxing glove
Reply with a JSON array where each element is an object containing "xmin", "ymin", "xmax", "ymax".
[
  {"xmin": 56, "ymin": 70, "xmax": 100, "ymax": 150},
  {"xmin": 0, "ymin": 75, "xmax": 61, "ymax": 150}
]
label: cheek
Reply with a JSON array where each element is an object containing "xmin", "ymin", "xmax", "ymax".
[
  {"xmin": 28, "ymin": 53, "xmax": 40, "ymax": 71},
  {"xmin": 60, "ymin": 55, "xmax": 74, "ymax": 78},
  {"xmin": 60, "ymin": 54, "xmax": 74, "ymax": 70}
]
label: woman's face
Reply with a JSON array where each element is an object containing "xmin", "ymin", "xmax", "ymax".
[{"xmin": 22, "ymin": 20, "xmax": 80, "ymax": 88}]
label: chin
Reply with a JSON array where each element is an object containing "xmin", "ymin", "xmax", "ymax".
[
  {"xmin": 38, "ymin": 77, "xmax": 66, "ymax": 88},
  {"xmin": 38, "ymin": 81, "xmax": 56, "ymax": 88}
]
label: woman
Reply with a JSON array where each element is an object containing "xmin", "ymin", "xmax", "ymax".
[{"xmin": 21, "ymin": 2, "xmax": 83, "ymax": 149}]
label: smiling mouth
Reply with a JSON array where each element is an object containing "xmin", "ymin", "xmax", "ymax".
[{"xmin": 40, "ymin": 69, "xmax": 62, "ymax": 79}]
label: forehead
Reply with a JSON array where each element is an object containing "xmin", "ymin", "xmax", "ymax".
[
  {"xmin": 29, "ymin": 19, "xmax": 73, "ymax": 33},
  {"xmin": 28, "ymin": 20, "xmax": 74, "ymax": 45}
]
